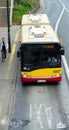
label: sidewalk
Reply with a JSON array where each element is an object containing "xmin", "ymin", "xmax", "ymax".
[
  {"xmin": 0, "ymin": 26, "xmax": 20, "ymax": 130},
  {"xmin": 0, "ymin": 26, "xmax": 19, "ymax": 62}
]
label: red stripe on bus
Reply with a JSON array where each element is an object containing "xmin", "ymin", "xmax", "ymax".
[{"xmin": 21, "ymin": 76, "xmax": 62, "ymax": 82}]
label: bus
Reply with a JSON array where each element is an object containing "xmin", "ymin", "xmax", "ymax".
[{"xmin": 17, "ymin": 14, "xmax": 64, "ymax": 83}]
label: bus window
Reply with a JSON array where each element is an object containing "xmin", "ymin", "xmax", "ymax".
[
  {"xmin": 22, "ymin": 48, "xmax": 61, "ymax": 71},
  {"xmin": 46, "ymin": 55, "xmax": 61, "ymax": 66},
  {"xmin": 47, "ymin": 56, "xmax": 57, "ymax": 63},
  {"xmin": 32, "ymin": 52, "xmax": 39, "ymax": 64}
]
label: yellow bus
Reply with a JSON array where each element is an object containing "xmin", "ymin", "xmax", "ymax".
[{"xmin": 17, "ymin": 14, "xmax": 64, "ymax": 83}]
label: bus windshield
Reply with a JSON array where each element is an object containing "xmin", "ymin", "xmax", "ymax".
[{"xmin": 21, "ymin": 44, "xmax": 61, "ymax": 71}]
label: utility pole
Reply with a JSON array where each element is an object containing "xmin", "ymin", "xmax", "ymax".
[{"xmin": 7, "ymin": 0, "xmax": 11, "ymax": 52}]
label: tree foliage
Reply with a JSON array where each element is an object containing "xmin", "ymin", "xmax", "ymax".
[
  {"xmin": 14, "ymin": 0, "xmax": 39, "ymax": 9},
  {"xmin": 13, "ymin": 0, "xmax": 39, "ymax": 22}
]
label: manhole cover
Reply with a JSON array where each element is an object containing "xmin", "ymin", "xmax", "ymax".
[{"xmin": 10, "ymin": 119, "xmax": 30, "ymax": 128}]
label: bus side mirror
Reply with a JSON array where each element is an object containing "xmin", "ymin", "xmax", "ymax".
[
  {"xmin": 60, "ymin": 48, "xmax": 65, "ymax": 55},
  {"xmin": 17, "ymin": 47, "xmax": 21, "ymax": 57}
]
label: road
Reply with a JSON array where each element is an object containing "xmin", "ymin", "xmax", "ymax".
[{"xmin": 9, "ymin": 0, "xmax": 69, "ymax": 130}]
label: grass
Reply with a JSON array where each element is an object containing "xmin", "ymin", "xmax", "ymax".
[
  {"xmin": 13, "ymin": 6, "xmax": 29, "ymax": 21},
  {"xmin": 13, "ymin": 5, "xmax": 30, "ymax": 21}
]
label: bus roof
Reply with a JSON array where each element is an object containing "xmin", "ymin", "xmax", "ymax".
[
  {"xmin": 21, "ymin": 14, "xmax": 59, "ymax": 44},
  {"xmin": 21, "ymin": 14, "xmax": 50, "ymax": 25}
]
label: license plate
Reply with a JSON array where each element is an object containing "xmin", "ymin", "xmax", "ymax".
[{"xmin": 37, "ymin": 80, "xmax": 46, "ymax": 83}]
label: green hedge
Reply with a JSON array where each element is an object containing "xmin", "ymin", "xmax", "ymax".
[{"xmin": 13, "ymin": 0, "xmax": 39, "ymax": 22}]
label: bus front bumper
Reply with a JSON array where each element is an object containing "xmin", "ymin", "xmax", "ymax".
[{"xmin": 21, "ymin": 75, "xmax": 62, "ymax": 83}]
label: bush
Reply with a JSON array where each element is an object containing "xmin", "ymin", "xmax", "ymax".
[
  {"xmin": 13, "ymin": 5, "xmax": 29, "ymax": 20},
  {"xmin": 13, "ymin": 0, "xmax": 39, "ymax": 23},
  {"xmin": 14, "ymin": 4, "xmax": 23, "ymax": 11}
]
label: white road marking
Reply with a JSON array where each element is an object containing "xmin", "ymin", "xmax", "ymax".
[
  {"xmin": 35, "ymin": 104, "xmax": 43, "ymax": 128},
  {"xmin": 29, "ymin": 104, "xmax": 43, "ymax": 128},
  {"xmin": 30, "ymin": 104, "xmax": 43, "ymax": 128},
  {"xmin": 55, "ymin": 6, "xmax": 65, "ymax": 33},
  {"xmin": 44, "ymin": 104, "xmax": 53, "ymax": 129},
  {"xmin": 58, "ymin": 0, "xmax": 65, "ymax": 8},
  {"xmin": 36, "ymin": 104, "xmax": 42, "ymax": 115},
  {"xmin": 29, "ymin": 104, "xmax": 54, "ymax": 129},
  {"xmin": 56, "ymin": 122, "xmax": 66, "ymax": 128},
  {"xmin": 62, "ymin": 56, "xmax": 69, "ymax": 80},
  {"xmin": 55, "ymin": 0, "xmax": 69, "ymax": 81},
  {"xmin": 37, "ymin": 116, "xmax": 43, "ymax": 129},
  {"xmin": 29, "ymin": 104, "xmax": 67, "ymax": 129},
  {"xmin": 58, "ymin": 0, "xmax": 69, "ymax": 12}
]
